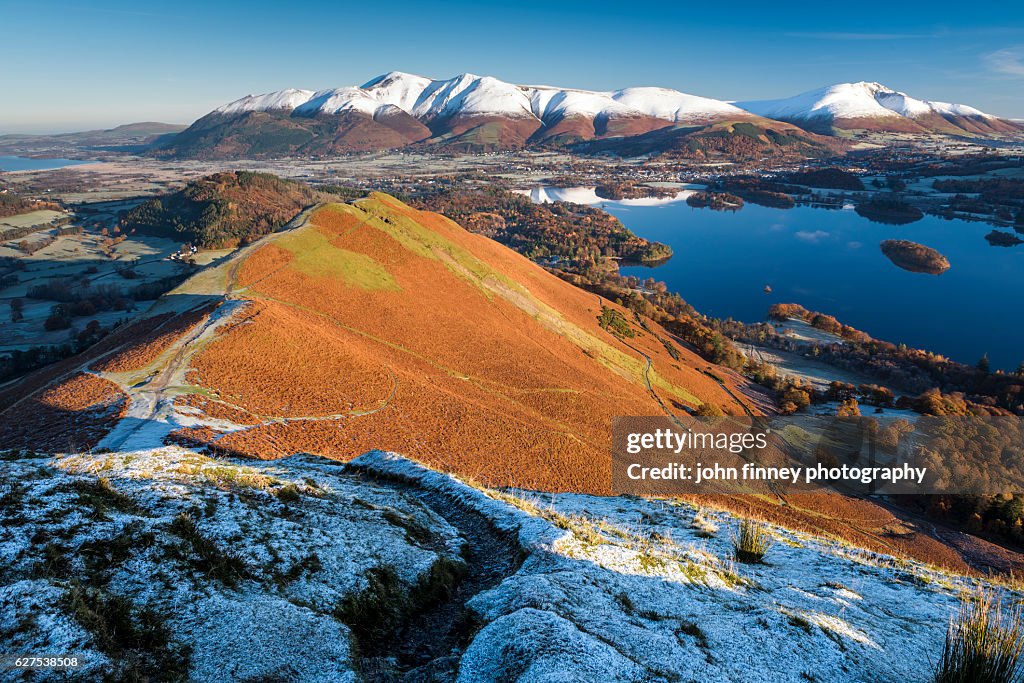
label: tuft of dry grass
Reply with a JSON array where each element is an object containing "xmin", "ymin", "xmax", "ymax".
[
  {"xmin": 691, "ymin": 508, "xmax": 719, "ymax": 537},
  {"xmin": 732, "ymin": 518, "xmax": 772, "ymax": 564},
  {"xmin": 168, "ymin": 513, "xmax": 249, "ymax": 586},
  {"xmin": 934, "ymin": 589, "xmax": 1024, "ymax": 683}
]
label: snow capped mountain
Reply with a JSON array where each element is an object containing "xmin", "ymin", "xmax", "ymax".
[
  {"xmin": 167, "ymin": 73, "xmax": 1020, "ymax": 159},
  {"xmin": 611, "ymin": 86, "xmax": 743, "ymax": 121},
  {"xmin": 215, "ymin": 88, "xmax": 316, "ymax": 114},
  {"xmin": 212, "ymin": 75, "xmax": 1019, "ymax": 141},
  {"xmin": 360, "ymin": 71, "xmax": 434, "ymax": 112},
  {"xmin": 735, "ymin": 82, "xmax": 1012, "ymax": 134},
  {"xmin": 409, "ymin": 73, "xmax": 537, "ymax": 120},
  {"xmin": 215, "ymin": 72, "xmax": 743, "ymax": 127},
  {"xmin": 293, "ymin": 87, "xmax": 397, "ymax": 118},
  {"xmin": 737, "ymin": 82, "xmax": 904, "ymax": 121}
]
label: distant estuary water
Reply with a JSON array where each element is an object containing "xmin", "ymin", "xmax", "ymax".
[
  {"xmin": 522, "ymin": 186, "xmax": 1024, "ymax": 370},
  {"xmin": 0, "ymin": 155, "xmax": 94, "ymax": 171}
]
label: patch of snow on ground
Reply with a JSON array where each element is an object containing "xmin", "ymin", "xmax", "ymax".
[
  {"xmin": 2, "ymin": 448, "xmax": 1012, "ymax": 682},
  {"xmin": 0, "ymin": 448, "xmax": 461, "ymax": 682},
  {"xmin": 353, "ymin": 452, "xmax": 991, "ymax": 683}
]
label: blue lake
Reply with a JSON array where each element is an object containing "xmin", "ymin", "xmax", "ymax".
[
  {"xmin": 525, "ymin": 187, "xmax": 1024, "ymax": 370},
  {"xmin": 0, "ymin": 155, "xmax": 94, "ymax": 171}
]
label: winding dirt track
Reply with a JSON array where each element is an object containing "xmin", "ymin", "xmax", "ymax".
[
  {"xmin": 97, "ymin": 204, "xmax": 408, "ymax": 449},
  {"xmin": 98, "ymin": 300, "xmax": 249, "ymax": 451}
]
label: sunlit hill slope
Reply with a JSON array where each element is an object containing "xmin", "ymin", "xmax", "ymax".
[{"xmin": 0, "ymin": 194, "xmax": 749, "ymax": 492}]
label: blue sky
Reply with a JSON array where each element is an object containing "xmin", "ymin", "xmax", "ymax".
[{"xmin": 2, "ymin": 0, "xmax": 1023, "ymax": 133}]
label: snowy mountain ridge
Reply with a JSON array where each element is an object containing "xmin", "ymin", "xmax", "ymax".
[
  {"xmin": 216, "ymin": 73, "xmax": 1007, "ymax": 129},
  {"xmin": 216, "ymin": 71, "xmax": 748, "ymax": 125},
  {"xmin": 735, "ymin": 81, "xmax": 1001, "ymax": 130},
  {"xmin": 165, "ymin": 73, "xmax": 1020, "ymax": 158}
]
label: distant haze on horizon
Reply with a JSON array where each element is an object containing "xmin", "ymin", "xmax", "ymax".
[{"xmin": 2, "ymin": 0, "xmax": 1023, "ymax": 134}]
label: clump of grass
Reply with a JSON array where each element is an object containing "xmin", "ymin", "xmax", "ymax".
[
  {"xmin": 382, "ymin": 508, "xmax": 436, "ymax": 547},
  {"xmin": 549, "ymin": 512, "xmax": 606, "ymax": 546},
  {"xmin": 61, "ymin": 583, "xmax": 190, "ymax": 681},
  {"xmin": 0, "ymin": 482, "xmax": 27, "ymax": 510},
  {"xmin": 788, "ymin": 612, "xmax": 814, "ymax": 634},
  {"xmin": 273, "ymin": 552, "xmax": 323, "ymax": 587},
  {"xmin": 489, "ymin": 491, "xmax": 606, "ymax": 546},
  {"xmin": 593, "ymin": 517, "xmax": 631, "ymax": 541},
  {"xmin": 676, "ymin": 620, "xmax": 710, "ymax": 649},
  {"xmin": 615, "ymin": 592, "xmax": 635, "ymax": 614},
  {"xmin": 410, "ymin": 556, "xmax": 465, "ymax": 607},
  {"xmin": 334, "ymin": 556, "xmax": 466, "ymax": 654},
  {"xmin": 934, "ymin": 589, "xmax": 1024, "ymax": 683},
  {"xmin": 167, "ymin": 513, "xmax": 249, "ymax": 587},
  {"xmin": 333, "ymin": 565, "xmax": 406, "ymax": 645},
  {"xmin": 274, "ymin": 483, "xmax": 302, "ymax": 503},
  {"xmin": 32, "ymin": 540, "xmax": 72, "ymax": 580},
  {"xmin": 731, "ymin": 518, "xmax": 772, "ymax": 564},
  {"xmin": 637, "ymin": 551, "xmax": 667, "ymax": 573},
  {"xmin": 66, "ymin": 477, "xmax": 140, "ymax": 520},
  {"xmin": 822, "ymin": 580, "xmax": 852, "ymax": 592},
  {"xmin": 691, "ymin": 508, "xmax": 719, "ymax": 537},
  {"xmin": 80, "ymin": 521, "xmax": 155, "ymax": 583}
]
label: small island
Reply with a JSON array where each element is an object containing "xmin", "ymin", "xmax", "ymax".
[
  {"xmin": 594, "ymin": 181, "xmax": 677, "ymax": 200},
  {"xmin": 880, "ymin": 239, "xmax": 950, "ymax": 275},
  {"xmin": 686, "ymin": 191, "xmax": 743, "ymax": 211},
  {"xmin": 985, "ymin": 230, "xmax": 1024, "ymax": 247}
]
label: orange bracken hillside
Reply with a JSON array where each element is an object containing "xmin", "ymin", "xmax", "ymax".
[{"xmin": 168, "ymin": 193, "xmax": 750, "ymax": 491}]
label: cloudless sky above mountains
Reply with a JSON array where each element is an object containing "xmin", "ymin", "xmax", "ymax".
[{"xmin": 1, "ymin": 0, "xmax": 1023, "ymax": 132}]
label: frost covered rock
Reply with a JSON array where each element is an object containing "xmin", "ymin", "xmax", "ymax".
[
  {"xmin": 0, "ymin": 448, "xmax": 1011, "ymax": 682},
  {"xmin": 457, "ymin": 608, "xmax": 646, "ymax": 683},
  {"xmin": 0, "ymin": 448, "xmax": 461, "ymax": 682}
]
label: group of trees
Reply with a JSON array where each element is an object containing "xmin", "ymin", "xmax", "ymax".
[
  {"xmin": 870, "ymin": 176, "xmax": 907, "ymax": 192},
  {"xmin": 411, "ymin": 187, "xmax": 673, "ymax": 265},
  {"xmin": 767, "ymin": 303, "xmax": 871, "ymax": 343},
  {"xmin": 880, "ymin": 239, "xmax": 950, "ymax": 275},
  {"xmin": 596, "ymin": 306, "xmax": 635, "ymax": 339},
  {"xmin": 825, "ymin": 381, "xmax": 895, "ymax": 409},
  {"xmin": 552, "ymin": 265, "xmax": 747, "ymax": 371},
  {"xmin": 593, "ymin": 182, "xmax": 676, "ymax": 201},
  {"xmin": 0, "ymin": 319, "xmax": 114, "ymax": 383},
  {"xmin": 931, "ymin": 177, "xmax": 1024, "ymax": 229},
  {"xmin": 899, "ymin": 415, "xmax": 1024, "ymax": 546},
  {"xmin": 26, "ymin": 278, "xmax": 136, "ymax": 331},
  {"xmin": 692, "ymin": 169, "xmax": 876, "ymax": 213},
  {"xmin": 120, "ymin": 171, "xmax": 316, "ymax": 248},
  {"xmin": 713, "ymin": 177, "xmax": 797, "ymax": 209},
  {"xmin": 0, "ymin": 187, "xmax": 61, "ymax": 219},
  {"xmin": 783, "ymin": 168, "xmax": 866, "ymax": 191},
  {"xmin": 723, "ymin": 307, "xmax": 1024, "ymax": 415},
  {"xmin": 685, "ymin": 191, "xmax": 743, "ymax": 211},
  {"xmin": 742, "ymin": 357, "xmax": 813, "ymax": 413},
  {"xmin": 854, "ymin": 196, "xmax": 924, "ymax": 225}
]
